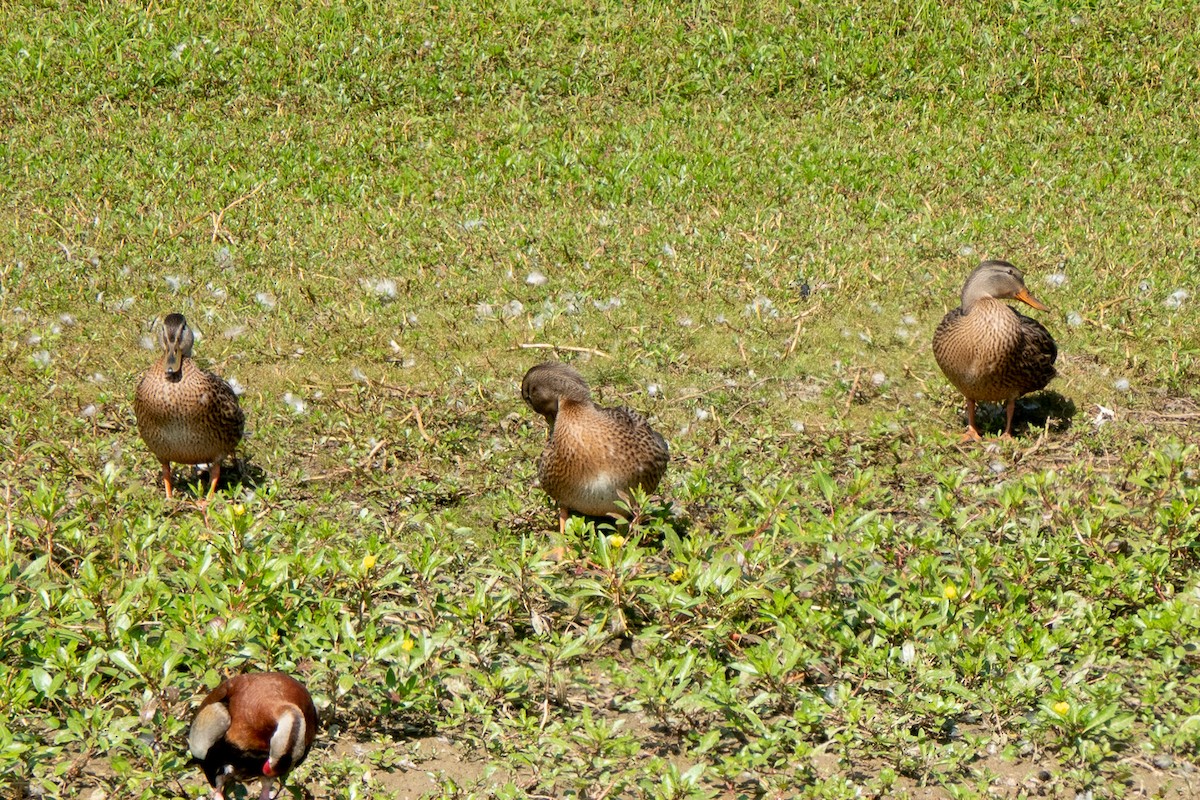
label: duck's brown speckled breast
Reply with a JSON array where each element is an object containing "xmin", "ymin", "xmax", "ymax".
[
  {"xmin": 538, "ymin": 401, "xmax": 668, "ymax": 517},
  {"xmin": 134, "ymin": 359, "xmax": 244, "ymax": 464},
  {"xmin": 933, "ymin": 298, "xmax": 1056, "ymax": 402}
]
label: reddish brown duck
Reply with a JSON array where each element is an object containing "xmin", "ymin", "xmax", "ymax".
[
  {"xmin": 521, "ymin": 362, "xmax": 669, "ymax": 532},
  {"xmin": 933, "ymin": 260, "xmax": 1057, "ymax": 440},
  {"xmin": 188, "ymin": 672, "xmax": 318, "ymax": 800}
]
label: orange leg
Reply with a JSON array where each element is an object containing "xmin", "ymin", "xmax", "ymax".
[
  {"xmin": 959, "ymin": 398, "xmax": 983, "ymax": 442},
  {"xmin": 1001, "ymin": 399, "xmax": 1017, "ymax": 439},
  {"xmin": 543, "ymin": 507, "xmax": 571, "ymax": 561},
  {"xmin": 207, "ymin": 461, "xmax": 222, "ymax": 498},
  {"xmin": 160, "ymin": 460, "xmax": 175, "ymax": 498}
]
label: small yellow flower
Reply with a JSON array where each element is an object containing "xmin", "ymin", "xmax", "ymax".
[
  {"xmin": 1052, "ymin": 700, "xmax": 1070, "ymax": 716},
  {"xmin": 669, "ymin": 567, "xmax": 686, "ymax": 583},
  {"xmin": 608, "ymin": 534, "xmax": 626, "ymax": 549},
  {"xmin": 400, "ymin": 638, "xmax": 415, "ymax": 652},
  {"xmin": 231, "ymin": 503, "xmax": 246, "ymax": 517},
  {"xmin": 361, "ymin": 554, "xmax": 377, "ymax": 571},
  {"xmin": 942, "ymin": 584, "xmax": 958, "ymax": 600}
]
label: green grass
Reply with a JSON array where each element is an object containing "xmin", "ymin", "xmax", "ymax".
[{"xmin": 2, "ymin": 1, "xmax": 1199, "ymax": 798}]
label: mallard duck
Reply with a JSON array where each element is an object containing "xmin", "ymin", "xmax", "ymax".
[
  {"xmin": 189, "ymin": 672, "xmax": 318, "ymax": 800},
  {"xmin": 133, "ymin": 313, "xmax": 244, "ymax": 498},
  {"xmin": 932, "ymin": 260, "xmax": 1057, "ymax": 440},
  {"xmin": 521, "ymin": 361, "xmax": 669, "ymax": 532}
]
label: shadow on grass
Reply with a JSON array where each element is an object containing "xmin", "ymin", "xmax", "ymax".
[
  {"xmin": 171, "ymin": 456, "xmax": 266, "ymax": 499},
  {"xmin": 971, "ymin": 390, "xmax": 1076, "ymax": 438}
]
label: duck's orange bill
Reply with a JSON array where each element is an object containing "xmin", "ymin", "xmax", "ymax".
[{"xmin": 1015, "ymin": 288, "xmax": 1049, "ymax": 311}]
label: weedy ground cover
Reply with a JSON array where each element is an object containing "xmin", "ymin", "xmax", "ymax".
[{"xmin": 1, "ymin": 1, "xmax": 1198, "ymax": 798}]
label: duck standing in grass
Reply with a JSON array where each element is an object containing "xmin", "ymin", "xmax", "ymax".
[
  {"xmin": 133, "ymin": 313, "xmax": 244, "ymax": 498},
  {"xmin": 188, "ymin": 672, "xmax": 318, "ymax": 800},
  {"xmin": 521, "ymin": 361, "xmax": 669, "ymax": 532},
  {"xmin": 932, "ymin": 260, "xmax": 1058, "ymax": 441}
]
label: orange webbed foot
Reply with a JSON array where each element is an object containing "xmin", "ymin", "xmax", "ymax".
[{"xmin": 958, "ymin": 429, "xmax": 983, "ymax": 443}]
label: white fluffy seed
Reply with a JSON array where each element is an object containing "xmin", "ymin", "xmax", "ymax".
[
  {"xmin": 1165, "ymin": 289, "xmax": 1188, "ymax": 309},
  {"xmin": 282, "ymin": 392, "xmax": 306, "ymax": 414},
  {"xmin": 362, "ymin": 278, "xmax": 397, "ymax": 299}
]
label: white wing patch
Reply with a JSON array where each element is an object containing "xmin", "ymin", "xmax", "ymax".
[{"xmin": 188, "ymin": 703, "xmax": 231, "ymax": 760}]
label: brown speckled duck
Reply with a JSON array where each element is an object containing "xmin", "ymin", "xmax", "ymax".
[
  {"xmin": 133, "ymin": 313, "xmax": 244, "ymax": 498},
  {"xmin": 521, "ymin": 362, "xmax": 669, "ymax": 532},
  {"xmin": 932, "ymin": 260, "xmax": 1057, "ymax": 441}
]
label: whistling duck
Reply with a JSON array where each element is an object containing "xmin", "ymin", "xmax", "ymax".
[{"xmin": 188, "ymin": 672, "xmax": 318, "ymax": 800}]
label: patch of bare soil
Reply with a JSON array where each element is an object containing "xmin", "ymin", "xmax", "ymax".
[
  {"xmin": 321, "ymin": 736, "xmax": 507, "ymax": 799},
  {"xmin": 36, "ymin": 725, "xmax": 1200, "ymax": 800},
  {"xmin": 810, "ymin": 745, "xmax": 1200, "ymax": 799}
]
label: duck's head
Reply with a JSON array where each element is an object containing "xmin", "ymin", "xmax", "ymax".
[
  {"xmin": 159, "ymin": 313, "xmax": 195, "ymax": 378},
  {"xmin": 521, "ymin": 361, "xmax": 591, "ymax": 421},
  {"xmin": 961, "ymin": 260, "xmax": 1049, "ymax": 312}
]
